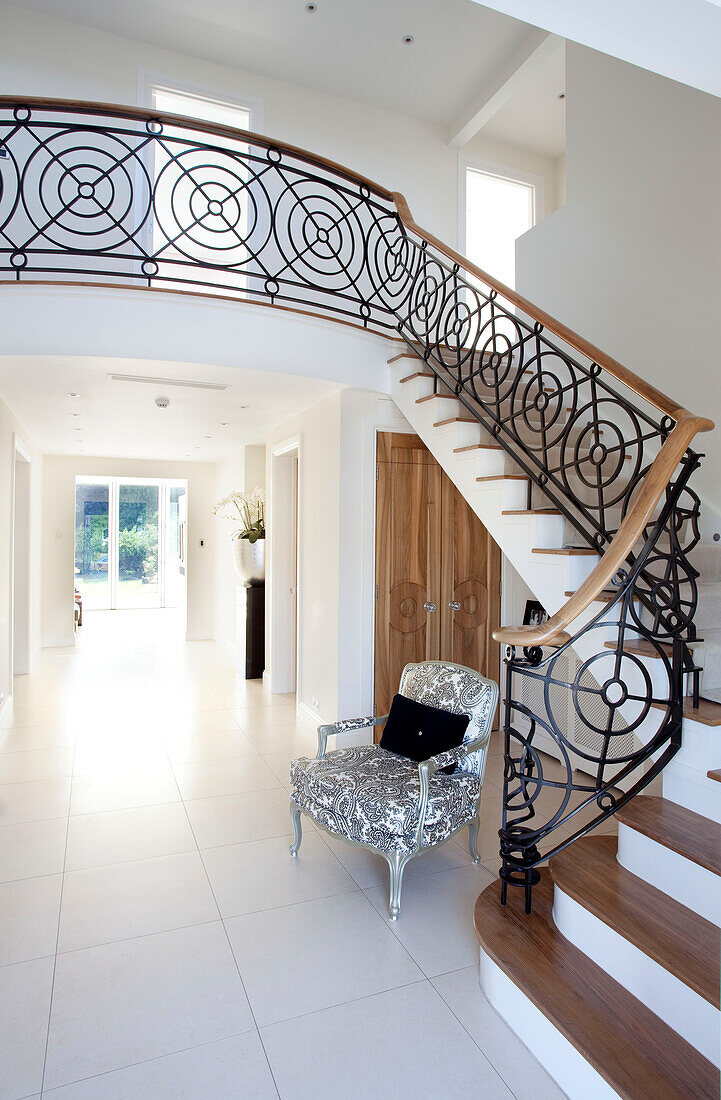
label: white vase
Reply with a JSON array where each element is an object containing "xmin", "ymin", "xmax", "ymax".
[{"xmin": 233, "ymin": 537, "xmax": 265, "ymax": 585}]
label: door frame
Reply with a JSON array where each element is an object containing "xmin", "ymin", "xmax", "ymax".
[
  {"xmin": 268, "ymin": 435, "xmax": 301, "ymax": 696},
  {"xmin": 10, "ymin": 433, "xmax": 32, "ymax": 679}
]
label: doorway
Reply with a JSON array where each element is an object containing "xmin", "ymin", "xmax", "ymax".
[
  {"xmin": 11, "ymin": 436, "xmax": 32, "ymax": 676},
  {"xmin": 74, "ymin": 477, "xmax": 187, "ymax": 613},
  {"xmin": 269, "ymin": 440, "xmax": 300, "ymax": 695},
  {"xmin": 374, "ymin": 432, "xmax": 501, "ymax": 733}
]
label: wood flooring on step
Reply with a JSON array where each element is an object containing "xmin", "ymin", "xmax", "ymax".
[
  {"xmin": 550, "ymin": 835, "xmax": 719, "ymax": 1007},
  {"xmin": 616, "ymin": 796, "xmax": 721, "ymax": 876},
  {"xmin": 475, "ymin": 875, "xmax": 718, "ymax": 1100}
]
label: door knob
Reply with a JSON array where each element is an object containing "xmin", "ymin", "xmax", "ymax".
[
  {"xmin": 448, "ymin": 601, "xmax": 462, "ymax": 611},
  {"xmin": 423, "ymin": 602, "xmax": 436, "ymax": 612}
]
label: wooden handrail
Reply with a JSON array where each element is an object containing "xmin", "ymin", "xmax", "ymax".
[{"xmin": 492, "ymin": 415, "xmax": 712, "ymax": 647}]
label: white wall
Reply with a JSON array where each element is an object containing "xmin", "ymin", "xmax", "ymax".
[
  {"xmin": 516, "ymin": 44, "xmax": 721, "ymax": 518},
  {"xmin": 213, "ymin": 444, "xmax": 266, "ymax": 659},
  {"xmin": 265, "ymin": 388, "xmax": 409, "ymax": 725},
  {"xmin": 0, "ymin": 394, "xmax": 42, "ymax": 718},
  {"xmin": 42, "ymin": 456, "xmax": 216, "ymax": 646},
  {"xmin": 0, "ymin": 1, "xmax": 562, "ymax": 252}
]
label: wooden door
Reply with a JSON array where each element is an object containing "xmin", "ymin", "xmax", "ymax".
[
  {"xmin": 374, "ymin": 432, "xmax": 501, "ymax": 737},
  {"xmin": 440, "ymin": 471, "xmax": 501, "ymax": 689},
  {"xmin": 374, "ymin": 433, "xmax": 441, "ymax": 725}
]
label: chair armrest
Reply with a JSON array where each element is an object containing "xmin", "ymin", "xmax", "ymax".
[
  {"xmin": 412, "ymin": 732, "xmax": 491, "ymax": 846},
  {"xmin": 316, "ymin": 714, "xmax": 388, "ymax": 758}
]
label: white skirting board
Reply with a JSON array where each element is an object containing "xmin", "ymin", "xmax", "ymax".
[
  {"xmin": 553, "ymin": 887, "xmax": 719, "ymax": 1066},
  {"xmin": 479, "ymin": 950, "xmax": 621, "ymax": 1100},
  {"xmin": 617, "ymin": 823, "xmax": 720, "ymax": 927}
]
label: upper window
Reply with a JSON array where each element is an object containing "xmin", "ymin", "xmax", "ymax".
[
  {"xmin": 150, "ymin": 85, "xmax": 253, "ymax": 136},
  {"xmin": 462, "ymin": 165, "xmax": 537, "ymax": 291}
]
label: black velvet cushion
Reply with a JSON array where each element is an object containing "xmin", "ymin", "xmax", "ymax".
[{"xmin": 380, "ymin": 694, "xmax": 469, "ymax": 774}]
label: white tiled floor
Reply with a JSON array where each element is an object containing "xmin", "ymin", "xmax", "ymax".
[{"xmin": 0, "ymin": 609, "xmax": 566, "ymax": 1099}]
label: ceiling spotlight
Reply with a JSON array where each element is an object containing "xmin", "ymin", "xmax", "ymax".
[
  {"xmin": 204, "ymin": 434, "xmax": 213, "ymax": 439},
  {"xmin": 73, "ymin": 427, "xmax": 83, "ymax": 432},
  {"xmin": 70, "ymin": 412, "xmax": 80, "ymax": 417},
  {"xmin": 155, "ymin": 395, "xmax": 170, "ymax": 408},
  {"xmin": 558, "ymin": 92, "xmax": 566, "ymax": 99},
  {"xmin": 67, "ymin": 392, "xmax": 80, "ymax": 398},
  {"xmin": 194, "ymin": 445, "xmax": 201, "ymax": 450},
  {"xmin": 305, "ymin": 2, "xmax": 317, "ymax": 11},
  {"xmin": 402, "ymin": 33, "xmax": 414, "ymax": 45}
]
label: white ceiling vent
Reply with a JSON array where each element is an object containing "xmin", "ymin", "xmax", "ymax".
[{"xmin": 107, "ymin": 373, "xmax": 229, "ymax": 391}]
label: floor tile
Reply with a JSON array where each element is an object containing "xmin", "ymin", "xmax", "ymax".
[
  {"xmin": 44, "ymin": 922, "xmax": 254, "ymax": 1090},
  {"xmin": 0, "ymin": 817, "xmax": 68, "ymax": 883},
  {"xmin": 203, "ymin": 832, "xmax": 356, "ymax": 917},
  {"xmin": 0, "ymin": 726, "xmax": 75, "ymax": 753},
  {"xmin": 240, "ymin": 727, "xmax": 318, "ymax": 755},
  {"xmin": 58, "ymin": 851, "xmax": 219, "ymax": 952},
  {"xmin": 172, "ymin": 756, "xmax": 280, "ymax": 800},
  {"xmin": 0, "ymin": 873, "xmax": 62, "ymax": 965},
  {"xmin": 225, "ymin": 890, "xmax": 422, "ymax": 1026},
  {"xmin": 164, "ymin": 726, "xmax": 258, "ymax": 765},
  {"xmin": 72, "ymin": 735, "xmax": 168, "ymax": 776},
  {"xmin": 320, "ymin": 831, "xmax": 475, "ymax": 890},
  {"xmin": 43, "ymin": 1032, "xmax": 278, "ymax": 1099},
  {"xmin": 65, "ymin": 802, "xmax": 196, "ymax": 871},
  {"xmin": 0, "ymin": 777, "xmax": 71, "ymax": 825},
  {"xmin": 0, "ymin": 746, "xmax": 74, "ymax": 784},
  {"xmin": 70, "ymin": 766, "xmax": 180, "ymax": 815},
  {"xmin": 230, "ymin": 705, "xmax": 298, "ymax": 729},
  {"xmin": 432, "ymin": 965, "xmax": 566, "ymax": 1100},
  {"xmin": 186, "ymin": 789, "xmax": 297, "ymax": 849},
  {"xmin": 0, "ymin": 955, "xmax": 55, "ymax": 1100},
  {"xmin": 261, "ymin": 980, "xmax": 512, "ymax": 1100},
  {"xmin": 364, "ymin": 862, "xmax": 495, "ymax": 977}
]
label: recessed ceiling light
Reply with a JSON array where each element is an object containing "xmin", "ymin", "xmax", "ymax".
[
  {"xmin": 70, "ymin": 412, "xmax": 80, "ymax": 417},
  {"xmin": 558, "ymin": 92, "xmax": 566, "ymax": 99},
  {"xmin": 204, "ymin": 435, "xmax": 213, "ymax": 439},
  {"xmin": 194, "ymin": 445, "xmax": 201, "ymax": 450},
  {"xmin": 239, "ymin": 405, "xmax": 249, "ymax": 410},
  {"xmin": 220, "ymin": 421, "xmax": 230, "ymax": 427},
  {"xmin": 73, "ymin": 427, "xmax": 83, "ymax": 432},
  {"xmin": 402, "ymin": 34, "xmax": 414, "ymax": 45},
  {"xmin": 305, "ymin": 2, "xmax": 317, "ymax": 11},
  {"xmin": 67, "ymin": 392, "xmax": 80, "ymax": 398}
]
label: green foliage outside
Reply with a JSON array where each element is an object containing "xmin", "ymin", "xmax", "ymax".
[{"xmin": 118, "ymin": 524, "xmax": 159, "ymax": 581}]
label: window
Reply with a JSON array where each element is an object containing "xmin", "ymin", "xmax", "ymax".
[
  {"xmin": 462, "ymin": 164, "xmax": 538, "ymax": 290},
  {"xmin": 142, "ymin": 78, "xmax": 260, "ymax": 296}
]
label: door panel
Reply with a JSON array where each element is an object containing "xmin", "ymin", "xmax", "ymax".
[
  {"xmin": 440, "ymin": 472, "xmax": 501, "ymax": 706},
  {"xmin": 374, "ymin": 433, "xmax": 501, "ymax": 736},
  {"xmin": 374, "ymin": 434, "xmax": 441, "ymax": 730}
]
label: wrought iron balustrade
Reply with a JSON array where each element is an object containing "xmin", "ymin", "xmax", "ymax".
[{"xmin": 0, "ymin": 98, "xmax": 712, "ymax": 910}]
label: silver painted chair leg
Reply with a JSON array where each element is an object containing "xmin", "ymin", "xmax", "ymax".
[
  {"xmin": 468, "ymin": 816, "xmax": 480, "ymax": 864},
  {"xmin": 289, "ymin": 799, "xmax": 303, "ymax": 857},
  {"xmin": 386, "ymin": 850, "xmax": 411, "ymax": 920}
]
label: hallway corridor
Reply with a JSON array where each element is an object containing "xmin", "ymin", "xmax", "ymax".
[{"xmin": 0, "ymin": 612, "xmax": 562, "ymax": 1099}]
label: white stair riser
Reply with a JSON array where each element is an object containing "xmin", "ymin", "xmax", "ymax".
[
  {"xmin": 479, "ymin": 952, "xmax": 621, "ymax": 1100},
  {"xmin": 617, "ymin": 823, "xmax": 720, "ymax": 926},
  {"xmin": 552, "ymin": 887, "xmax": 719, "ymax": 1066},
  {"xmin": 663, "ymin": 763, "xmax": 721, "ymax": 824}
]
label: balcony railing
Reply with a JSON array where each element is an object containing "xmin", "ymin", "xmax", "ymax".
[{"xmin": 0, "ymin": 97, "xmax": 713, "ymax": 909}]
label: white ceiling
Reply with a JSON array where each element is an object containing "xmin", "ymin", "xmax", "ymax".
[
  {"xmin": 0, "ymin": 356, "xmax": 339, "ymax": 461},
  {"xmin": 5, "ymin": 0, "xmax": 532, "ymax": 126},
  {"xmin": 480, "ymin": 39, "xmax": 565, "ymax": 159}
]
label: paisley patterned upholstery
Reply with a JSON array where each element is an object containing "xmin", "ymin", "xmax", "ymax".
[
  {"xmin": 290, "ymin": 745, "xmax": 480, "ymax": 853},
  {"xmin": 398, "ymin": 661, "xmax": 496, "ymax": 778}
]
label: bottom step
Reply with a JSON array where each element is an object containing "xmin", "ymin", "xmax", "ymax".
[{"xmin": 475, "ymin": 875, "xmax": 717, "ymax": 1100}]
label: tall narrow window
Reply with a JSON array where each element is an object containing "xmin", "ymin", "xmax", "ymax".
[
  {"xmin": 147, "ymin": 84, "xmax": 255, "ymax": 295},
  {"xmin": 463, "ymin": 167, "xmax": 536, "ymax": 290}
]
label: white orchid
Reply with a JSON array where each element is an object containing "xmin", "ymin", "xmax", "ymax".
[{"xmin": 212, "ymin": 488, "xmax": 265, "ymax": 542}]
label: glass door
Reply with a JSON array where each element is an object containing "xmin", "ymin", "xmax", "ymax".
[
  {"xmin": 75, "ymin": 480, "xmax": 111, "ymax": 610},
  {"xmin": 116, "ymin": 482, "xmax": 161, "ymax": 609}
]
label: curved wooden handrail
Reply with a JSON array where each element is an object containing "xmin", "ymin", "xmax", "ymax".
[
  {"xmin": 492, "ymin": 415, "xmax": 712, "ymax": 647},
  {"xmin": 1, "ymin": 96, "xmax": 715, "ymax": 645}
]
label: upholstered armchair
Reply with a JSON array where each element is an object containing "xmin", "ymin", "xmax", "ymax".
[{"xmin": 289, "ymin": 660, "xmax": 498, "ymax": 919}]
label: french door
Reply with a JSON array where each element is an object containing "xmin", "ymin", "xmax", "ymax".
[{"xmin": 75, "ymin": 477, "xmax": 187, "ymax": 611}]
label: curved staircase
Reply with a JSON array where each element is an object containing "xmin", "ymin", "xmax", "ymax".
[{"xmin": 1, "ymin": 96, "xmax": 718, "ymax": 1100}]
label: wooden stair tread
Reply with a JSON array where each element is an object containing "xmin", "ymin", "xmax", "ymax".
[
  {"xmin": 603, "ymin": 640, "xmax": 677, "ymax": 659},
  {"xmin": 505, "ymin": 508, "xmax": 562, "ymax": 516},
  {"xmin": 650, "ymin": 696, "xmax": 721, "ymax": 726},
  {"xmin": 532, "ymin": 546, "xmax": 597, "ymax": 556},
  {"xmin": 474, "ymin": 876, "xmax": 717, "ymax": 1100},
  {"xmin": 551, "ymin": 836, "xmax": 719, "ymax": 1007},
  {"xmin": 387, "ymin": 351, "xmax": 418, "ymax": 363},
  {"xmin": 708, "ymin": 768, "xmax": 721, "ymax": 783},
  {"xmin": 454, "ymin": 443, "xmax": 503, "ymax": 453},
  {"xmin": 416, "ymin": 393, "xmax": 456, "ymax": 403},
  {"xmin": 617, "ymin": 796, "xmax": 721, "ymax": 877},
  {"xmin": 399, "ymin": 370, "xmax": 434, "ymax": 383},
  {"xmin": 433, "ymin": 416, "xmax": 476, "ymax": 427},
  {"xmin": 476, "ymin": 474, "xmax": 527, "ymax": 483},
  {"xmin": 565, "ymin": 588, "xmax": 642, "ymax": 604}
]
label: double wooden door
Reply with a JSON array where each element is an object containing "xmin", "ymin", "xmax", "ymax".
[{"xmin": 374, "ymin": 432, "xmax": 501, "ymax": 732}]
